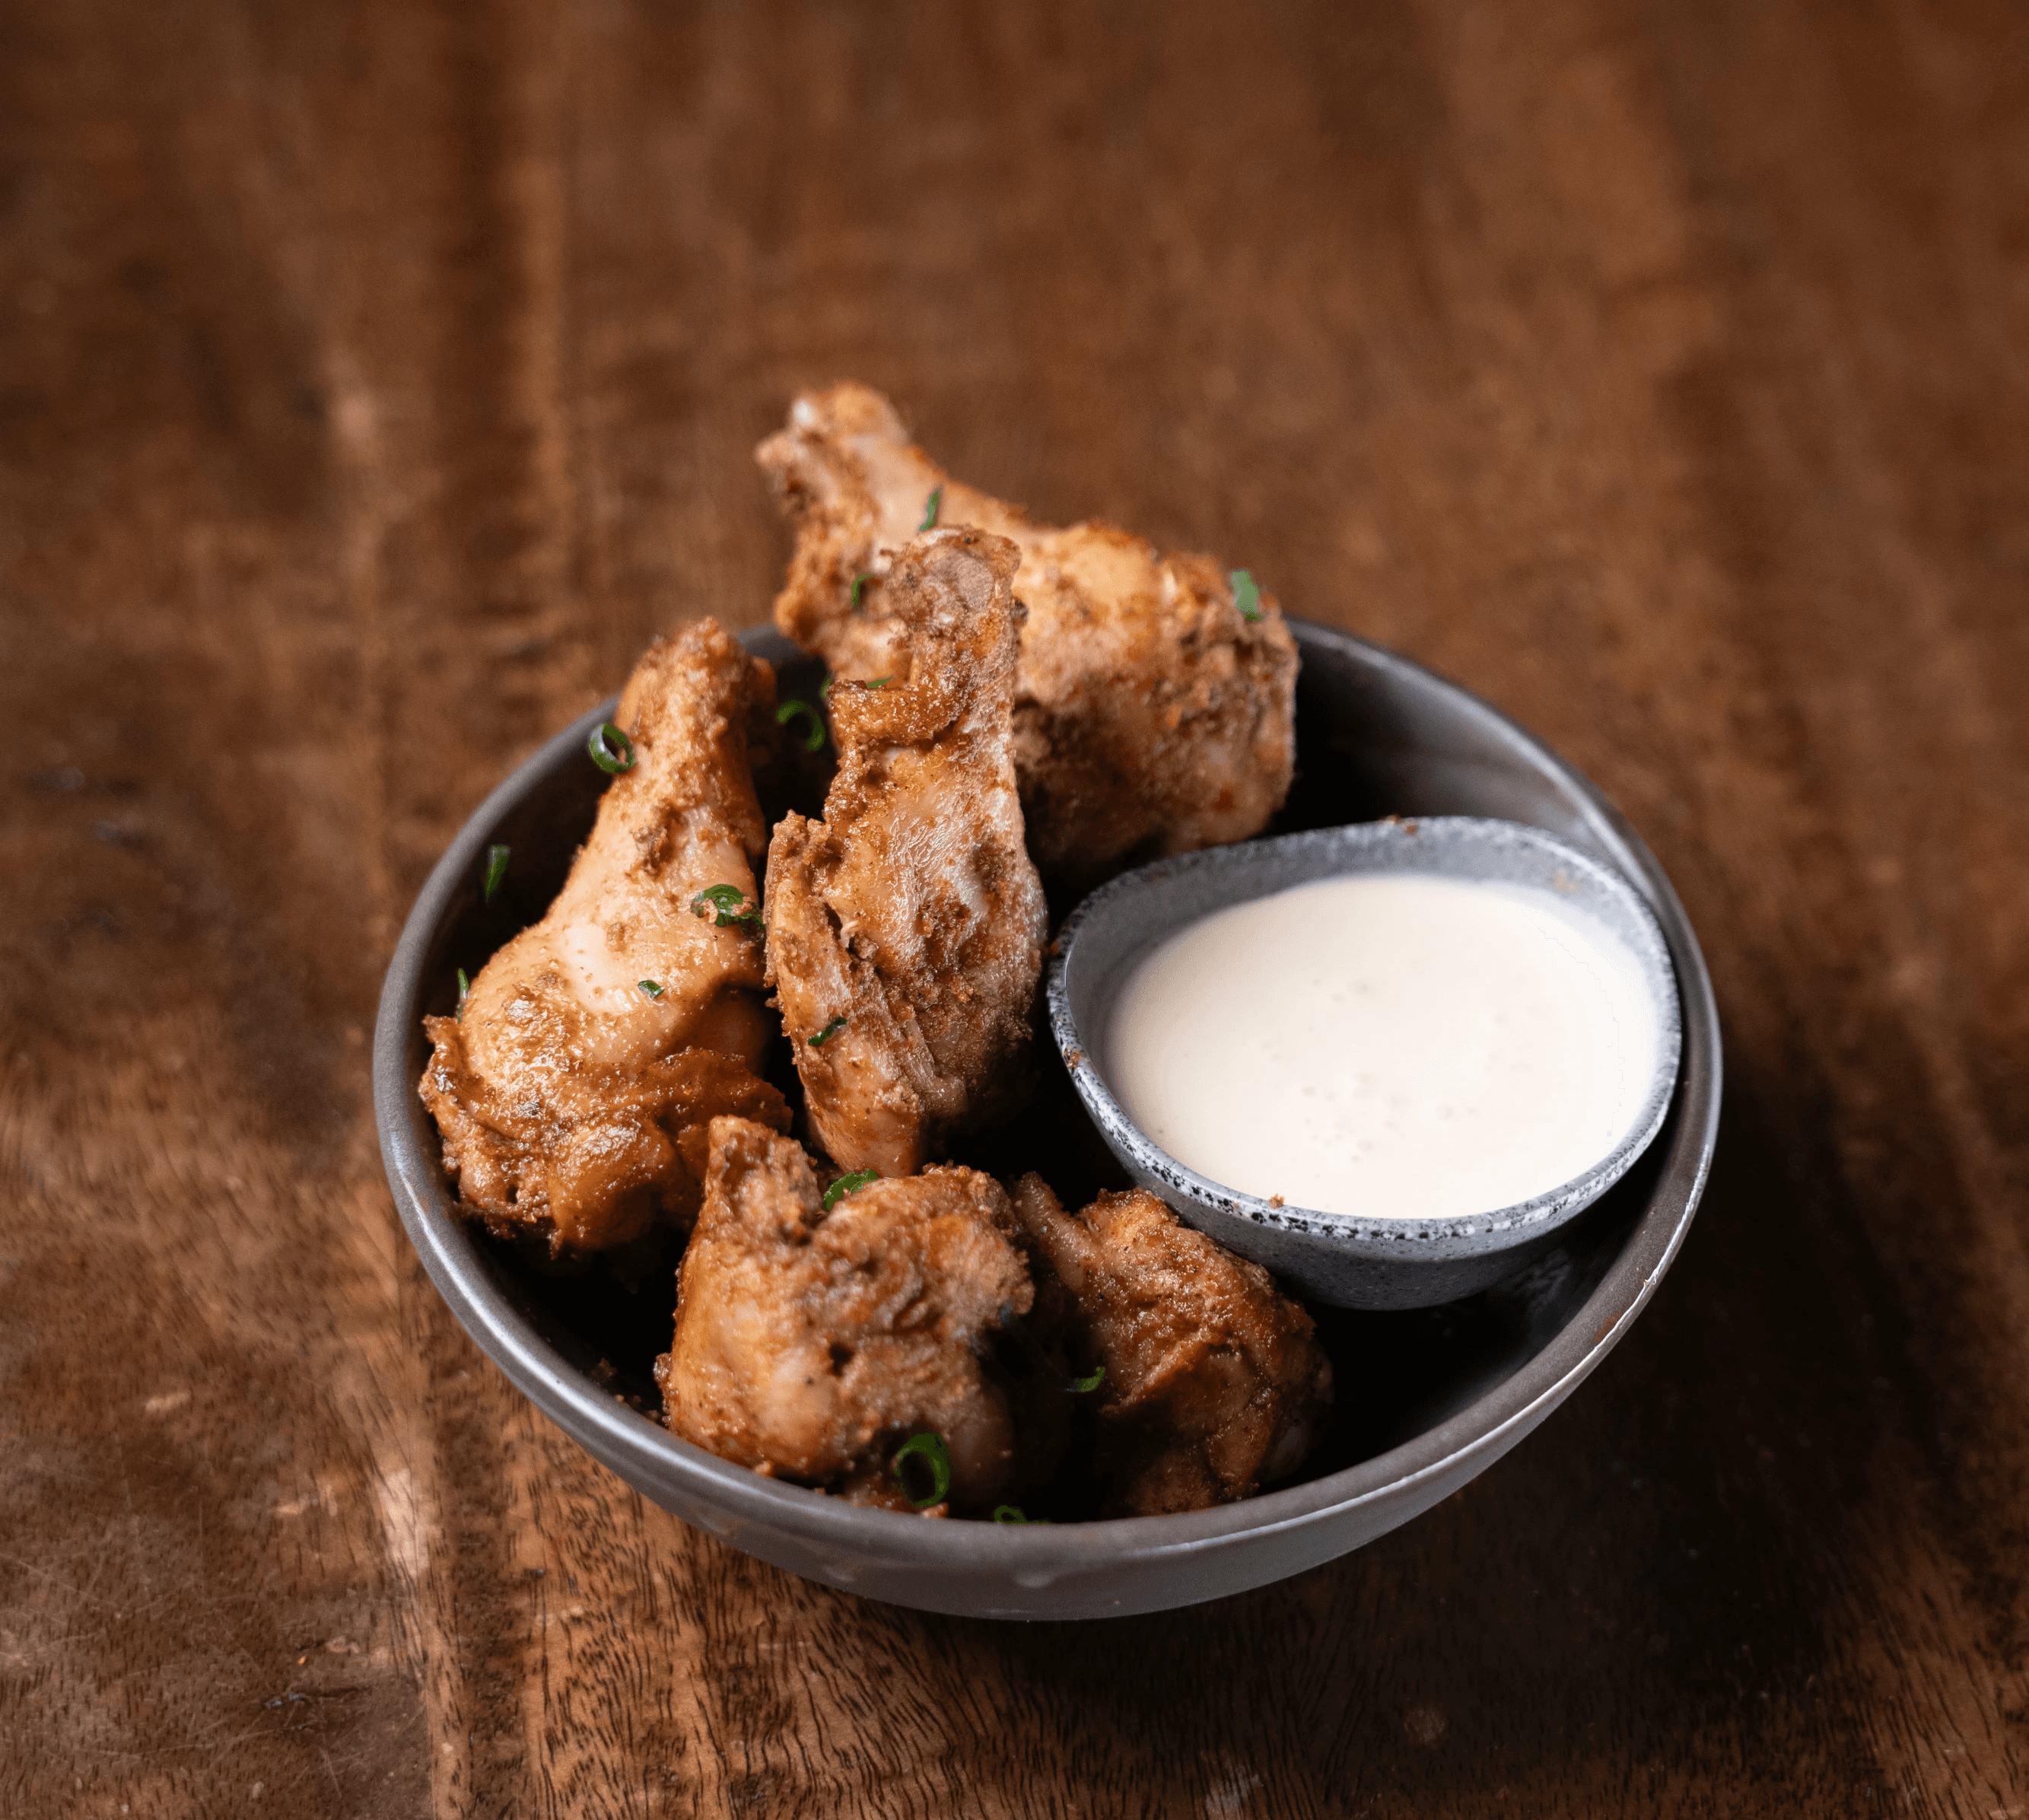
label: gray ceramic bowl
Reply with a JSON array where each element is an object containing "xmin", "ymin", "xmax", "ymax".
[
  {"xmin": 1050, "ymin": 817, "xmax": 1684, "ymax": 1310},
  {"xmin": 373, "ymin": 619, "xmax": 1721, "ymax": 1620}
]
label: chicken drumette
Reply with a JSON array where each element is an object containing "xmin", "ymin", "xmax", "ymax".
[
  {"xmin": 763, "ymin": 526, "xmax": 1048, "ymax": 1178},
  {"xmin": 418, "ymin": 620, "xmax": 790, "ymax": 1257},
  {"xmin": 1010, "ymin": 1179, "xmax": 1334, "ymax": 1516},
  {"xmin": 657, "ymin": 1115, "xmax": 1061, "ymax": 1510},
  {"xmin": 757, "ymin": 382, "xmax": 1300, "ymax": 888}
]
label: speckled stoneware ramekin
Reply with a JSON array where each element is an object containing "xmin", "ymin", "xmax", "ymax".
[
  {"xmin": 374, "ymin": 619, "xmax": 1721, "ymax": 1620},
  {"xmin": 1048, "ymin": 817, "xmax": 1684, "ymax": 1311}
]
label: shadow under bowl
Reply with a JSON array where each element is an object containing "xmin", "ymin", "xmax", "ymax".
[
  {"xmin": 1050, "ymin": 816, "xmax": 1684, "ymax": 1309},
  {"xmin": 372, "ymin": 618, "xmax": 1721, "ymax": 1621}
]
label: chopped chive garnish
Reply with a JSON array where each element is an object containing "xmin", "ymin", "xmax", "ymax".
[
  {"xmin": 809, "ymin": 1013, "xmax": 847, "ymax": 1048},
  {"xmin": 993, "ymin": 1505, "xmax": 1051, "ymax": 1525},
  {"xmin": 638, "ymin": 978, "xmax": 663, "ymax": 1000},
  {"xmin": 1069, "ymin": 1364, "xmax": 1105, "ymax": 1393},
  {"xmin": 689, "ymin": 884, "xmax": 760, "ymax": 928},
  {"xmin": 819, "ymin": 674, "xmax": 834, "ymax": 702},
  {"xmin": 919, "ymin": 485, "xmax": 942, "ymax": 531},
  {"xmin": 587, "ymin": 721, "xmax": 638, "ymax": 773},
  {"xmin": 822, "ymin": 1167, "xmax": 878, "ymax": 1211},
  {"xmin": 1229, "ymin": 568, "xmax": 1263, "ymax": 623},
  {"xmin": 776, "ymin": 698, "xmax": 825, "ymax": 752},
  {"xmin": 862, "ymin": 677, "xmax": 892, "ymax": 690},
  {"xmin": 456, "ymin": 967, "xmax": 471, "ymax": 1020},
  {"xmin": 851, "ymin": 572, "xmax": 870, "ymax": 611},
  {"xmin": 891, "ymin": 1430, "xmax": 951, "ymax": 1509},
  {"xmin": 482, "ymin": 843, "xmax": 510, "ymax": 904}
]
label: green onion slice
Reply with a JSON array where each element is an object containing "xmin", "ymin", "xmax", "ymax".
[
  {"xmin": 822, "ymin": 1168, "xmax": 877, "ymax": 1212},
  {"xmin": 809, "ymin": 1013, "xmax": 847, "ymax": 1048},
  {"xmin": 482, "ymin": 843, "xmax": 510, "ymax": 904},
  {"xmin": 587, "ymin": 721, "xmax": 638, "ymax": 773},
  {"xmin": 1229, "ymin": 568, "xmax": 1263, "ymax": 623},
  {"xmin": 919, "ymin": 486, "xmax": 942, "ymax": 532},
  {"xmin": 689, "ymin": 884, "xmax": 760, "ymax": 928},
  {"xmin": 1070, "ymin": 1364, "xmax": 1106, "ymax": 1393},
  {"xmin": 851, "ymin": 572, "xmax": 870, "ymax": 611},
  {"xmin": 819, "ymin": 674, "xmax": 834, "ymax": 702},
  {"xmin": 892, "ymin": 1431, "xmax": 951, "ymax": 1510},
  {"xmin": 456, "ymin": 967, "xmax": 471, "ymax": 1020},
  {"xmin": 638, "ymin": 978, "xmax": 663, "ymax": 1000},
  {"xmin": 992, "ymin": 1505, "xmax": 1051, "ymax": 1525},
  {"xmin": 862, "ymin": 676, "xmax": 892, "ymax": 690},
  {"xmin": 776, "ymin": 698, "xmax": 825, "ymax": 752}
]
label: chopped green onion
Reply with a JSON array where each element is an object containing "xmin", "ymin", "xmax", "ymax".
[
  {"xmin": 638, "ymin": 979, "xmax": 663, "ymax": 1000},
  {"xmin": 822, "ymin": 1167, "xmax": 878, "ymax": 1211},
  {"xmin": 1229, "ymin": 569, "xmax": 1263, "ymax": 623},
  {"xmin": 1069, "ymin": 1364, "xmax": 1105, "ymax": 1393},
  {"xmin": 891, "ymin": 1430, "xmax": 951, "ymax": 1509},
  {"xmin": 862, "ymin": 677, "xmax": 892, "ymax": 690},
  {"xmin": 456, "ymin": 967, "xmax": 471, "ymax": 1020},
  {"xmin": 993, "ymin": 1505, "xmax": 1051, "ymax": 1525},
  {"xmin": 819, "ymin": 673, "xmax": 834, "ymax": 702},
  {"xmin": 851, "ymin": 572, "xmax": 870, "ymax": 611},
  {"xmin": 919, "ymin": 486, "xmax": 942, "ymax": 531},
  {"xmin": 587, "ymin": 721, "xmax": 638, "ymax": 773},
  {"xmin": 482, "ymin": 843, "xmax": 510, "ymax": 904},
  {"xmin": 776, "ymin": 698, "xmax": 825, "ymax": 752},
  {"xmin": 809, "ymin": 1013, "xmax": 847, "ymax": 1048},
  {"xmin": 689, "ymin": 884, "xmax": 760, "ymax": 928}
]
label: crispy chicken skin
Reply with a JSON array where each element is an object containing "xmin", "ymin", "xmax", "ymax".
[
  {"xmin": 1009, "ymin": 1179, "xmax": 1334, "ymax": 1517},
  {"xmin": 657, "ymin": 1116, "xmax": 1053, "ymax": 1510},
  {"xmin": 763, "ymin": 527, "xmax": 1048, "ymax": 1178},
  {"xmin": 419, "ymin": 621, "xmax": 790, "ymax": 1256},
  {"xmin": 756, "ymin": 382, "xmax": 1300, "ymax": 886}
]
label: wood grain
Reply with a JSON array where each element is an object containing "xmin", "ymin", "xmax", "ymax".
[{"xmin": 4, "ymin": 1, "xmax": 2027, "ymax": 1813}]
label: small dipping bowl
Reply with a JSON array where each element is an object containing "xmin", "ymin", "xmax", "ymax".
[{"xmin": 1049, "ymin": 817, "xmax": 1684, "ymax": 1310}]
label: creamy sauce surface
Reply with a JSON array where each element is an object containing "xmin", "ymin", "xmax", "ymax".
[{"xmin": 1102, "ymin": 873, "xmax": 1659, "ymax": 1220}]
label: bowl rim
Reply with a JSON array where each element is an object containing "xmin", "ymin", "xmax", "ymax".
[
  {"xmin": 1046, "ymin": 815, "xmax": 1686, "ymax": 1254},
  {"xmin": 372, "ymin": 618, "xmax": 1722, "ymax": 1575}
]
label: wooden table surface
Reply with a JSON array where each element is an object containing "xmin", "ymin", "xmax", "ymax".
[{"xmin": 6, "ymin": 1, "xmax": 2027, "ymax": 1813}]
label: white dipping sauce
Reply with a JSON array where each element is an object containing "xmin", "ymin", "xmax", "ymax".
[{"xmin": 1102, "ymin": 873, "xmax": 1659, "ymax": 1221}]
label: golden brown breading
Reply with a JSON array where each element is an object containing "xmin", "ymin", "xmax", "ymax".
[
  {"xmin": 763, "ymin": 527, "xmax": 1048, "ymax": 1178},
  {"xmin": 656, "ymin": 1117, "xmax": 1053, "ymax": 1510},
  {"xmin": 756, "ymin": 382, "xmax": 1300, "ymax": 887},
  {"xmin": 1009, "ymin": 1178, "xmax": 1334, "ymax": 1517},
  {"xmin": 418, "ymin": 620, "xmax": 789, "ymax": 1255}
]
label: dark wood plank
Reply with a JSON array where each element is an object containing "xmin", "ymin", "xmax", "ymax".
[{"xmin": 3, "ymin": 0, "xmax": 2025, "ymax": 1814}]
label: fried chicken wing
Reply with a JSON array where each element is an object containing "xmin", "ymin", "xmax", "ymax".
[
  {"xmin": 1009, "ymin": 1179, "xmax": 1334, "ymax": 1516},
  {"xmin": 763, "ymin": 527, "xmax": 1048, "ymax": 1178},
  {"xmin": 656, "ymin": 1116, "xmax": 1057, "ymax": 1509},
  {"xmin": 757, "ymin": 382, "xmax": 1300, "ymax": 886},
  {"xmin": 419, "ymin": 620, "xmax": 790, "ymax": 1256}
]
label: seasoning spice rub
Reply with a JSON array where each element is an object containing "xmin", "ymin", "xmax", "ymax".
[
  {"xmin": 758, "ymin": 381, "xmax": 1300, "ymax": 888},
  {"xmin": 418, "ymin": 388, "xmax": 1335, "ymax": 1519},
  {"xmin": 418, "ymin": 620, "xmax": 789, "ymax": 1258},
  {"xmin": 763, "ymin": 527, "xmax": 1048, "ymax": 1179}
]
